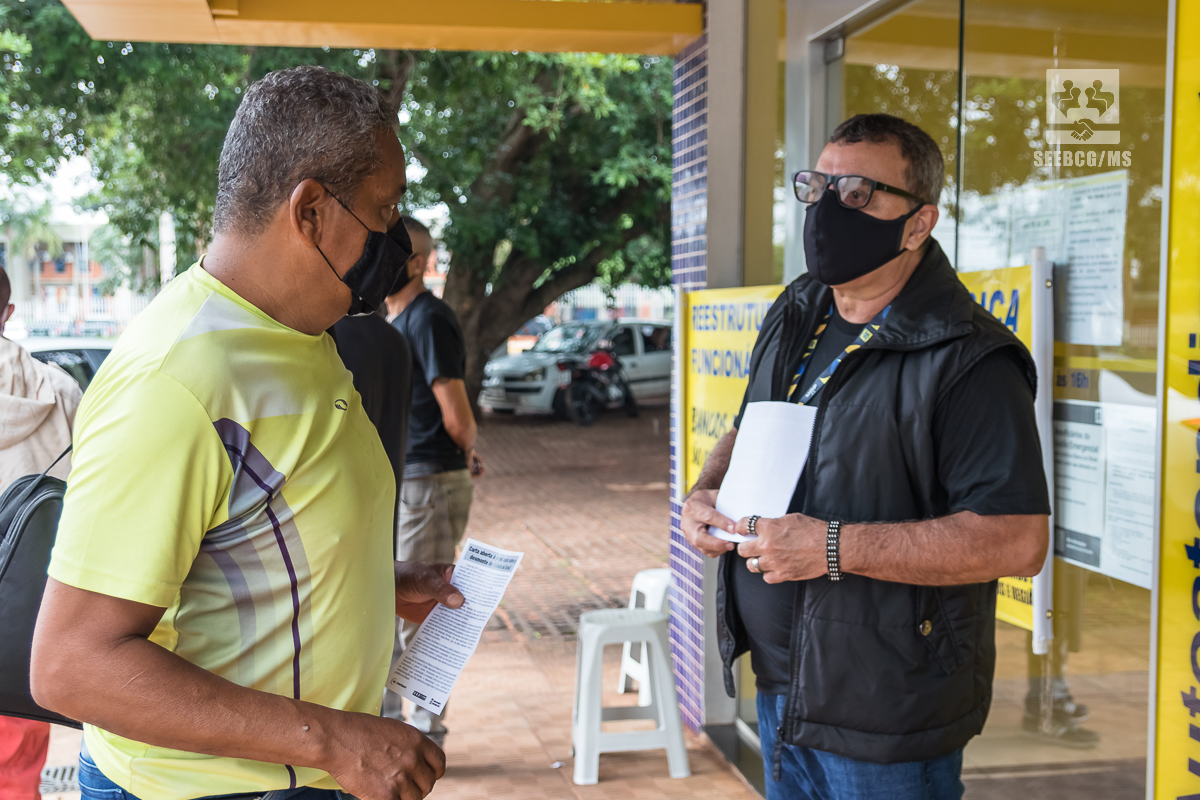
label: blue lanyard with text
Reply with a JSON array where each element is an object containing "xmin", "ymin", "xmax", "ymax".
[{"xmin": 788, "ymin": 304, "xmax": 891, "ymax": 405}]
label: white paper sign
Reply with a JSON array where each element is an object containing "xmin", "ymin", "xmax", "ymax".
[
  {"xmin": 956, "ymin": 171, "xmax": 1127, "ymax": 346},
  {"xmin": 1053, "ymin": 397, "xmax": 1155, "ymax": 589},
  {"xmin": 386, "ymin": 539, "xmax": 523, "ymax": 713},
  {"xmin": 709, "ymin": 401, "xmax": 818, "ymax": 543}
]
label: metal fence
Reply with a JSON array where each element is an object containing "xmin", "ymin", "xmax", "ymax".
[
  {"xmin": 556, "ymin": 283, "xmax": 675, "ymax": 323},
  {"xmin": 12, "ymin": 292, "xmax": 153, "ymax": 338}
]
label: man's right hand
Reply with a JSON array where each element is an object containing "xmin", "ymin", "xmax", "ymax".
[
  {"xmin": 326, "ymin": 713, "xmax": 446, "ymax": 800},
  {"xmin": 681, "ymin": 489, "xmax": 737, "ymax": 558}
]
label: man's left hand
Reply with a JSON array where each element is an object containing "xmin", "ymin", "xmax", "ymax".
[
  {"xmin": 394, "ymin": 561, "xmax": 465, "ymax": 623},
  {"xmin": 467, "ymin": 448, "xmax": 485, "ymax": 478},
  {"xmin": 736, "ymin": 514, "xmax": 829, "ymax": 584}
]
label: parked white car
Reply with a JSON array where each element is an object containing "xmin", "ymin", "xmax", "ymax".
[
  {"xmin": 480, "ymin": 319, "xmax": 672, "ymax": 416},
  {"xmin": 21, "ymin": 337, "xmax": 114, "ymax": 390}
]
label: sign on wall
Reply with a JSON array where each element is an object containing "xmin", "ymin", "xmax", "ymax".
[
  {"xmin": 958, "ymin": 266, "xmax": 1041, "ymax": 632},
  {"xmin": 1154, "ymin": 1, "xmax": 1200, "ymax": 793},
  {"xmin": 681, "ymin": 285, "xmax": 784, "ymax": 492}
]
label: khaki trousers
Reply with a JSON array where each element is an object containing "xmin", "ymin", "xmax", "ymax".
[{"xmin": 382, "ymin": 468, "xmax": 474, "ymax": 732}]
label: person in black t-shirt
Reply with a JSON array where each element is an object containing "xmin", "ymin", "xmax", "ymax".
[
  {"xmin": 330, "ymin": 311, "xmax": 412, "ymax": 523},
  {"xmin": 380, "ymin": 216, "xmax": 483, "ymax": 743}
]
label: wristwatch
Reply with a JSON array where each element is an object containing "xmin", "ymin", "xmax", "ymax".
[{"xmin": 826, "ymin": 520, "xmax": 843, "ymax": 582}]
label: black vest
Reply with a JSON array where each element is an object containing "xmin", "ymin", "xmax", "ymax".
[{"xmin": 716, "ymin": 240, "xmax": 1038, "ymax": 764}]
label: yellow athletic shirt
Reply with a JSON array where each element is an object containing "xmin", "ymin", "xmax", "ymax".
[{"xmin": 49, "ymin": 262, "xmax": 396, "ymax": 800}]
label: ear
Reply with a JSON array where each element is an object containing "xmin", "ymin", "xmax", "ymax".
[
  {"xmin": 903, "ymin": 204, "xmax": 939, "ymax": 252},
  {"xmin": 288, "ymin": 179, "xmax": 333, "ymax": 249}
]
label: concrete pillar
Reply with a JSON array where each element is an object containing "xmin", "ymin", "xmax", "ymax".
[
  {"xmin": 704, "ymin": 1, "xmax": 747, "ymax": 290},
  {"xmin": 742, "ymin": 0, "xmax": 781, "ymax": 287}
]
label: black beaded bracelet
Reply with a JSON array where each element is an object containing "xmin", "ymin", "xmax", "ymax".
[{"xmin": 826, "ymin": 520, "xmax": 843, "ymax": 582}]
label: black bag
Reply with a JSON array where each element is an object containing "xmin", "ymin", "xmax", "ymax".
[{"xmin": 0, "ymin": 447, "xmax": 81, "ymax": 728}]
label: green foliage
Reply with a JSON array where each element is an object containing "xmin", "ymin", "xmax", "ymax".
[
  {"xmin": 399, "ymin": 50, "xmax": 672, "ymax": 296},
  {"xmin": 0, "ymin": 2, "xmax": 673, "ymax": 374},
  {"xmin": 90, "ymin": 222, "xmax": 158, "ymax": 294},
  {"xmin": 0, "ymin": 199, "xmax": 61, "ymax": 259}
]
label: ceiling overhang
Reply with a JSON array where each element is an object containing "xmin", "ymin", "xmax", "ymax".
[{"xmin": 59, "ymin": 0, "xmax": 705, "ymax": 55}]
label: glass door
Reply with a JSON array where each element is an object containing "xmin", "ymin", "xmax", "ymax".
[{"xmin": 831, "ymin": 0, "xmax": 1168, "ymax": 793}]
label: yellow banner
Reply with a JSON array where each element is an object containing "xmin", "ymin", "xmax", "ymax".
[
  {"xmin": 959, "ymin": 266, "xmax": 1036, "ymax": 631},
  {"xmin": 682, "ymin": 285, "xmax": 785, "ymax": 492},
  {"xmin": 958, "ymin": 267, "xmax": 1034, "ymax": 347},
  {"xmin": 1155, "ymin": 3, "xmax": 1200, "ymax": 795}
]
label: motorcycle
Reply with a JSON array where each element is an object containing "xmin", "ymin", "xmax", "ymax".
[{"xmin": 553, "ymin": 339, "xmax": 638, "ymax": 426}]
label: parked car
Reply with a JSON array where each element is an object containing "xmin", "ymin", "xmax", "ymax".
[
  {"xmin": 506, "ymin": 315, "xmax": 554, "ymax": 356},
  {"xmin": 21, "ymin": 337, "xmax": 114, "ymax": 391},
  {"xmin": 480, "ymin": 319, "xmax": 672, "ymax": 417}
]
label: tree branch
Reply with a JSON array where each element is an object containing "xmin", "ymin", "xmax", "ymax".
[
  {"xmin": 467, "ymin": 68, "xmax": 557, "ymax": 205},
  {"xmin": 515, "ymin": 220, "xmax": 653, "ymax": 324},
  {"xmin": 376, "ymin": 50, "xmax": 415, "ymax": 112}
]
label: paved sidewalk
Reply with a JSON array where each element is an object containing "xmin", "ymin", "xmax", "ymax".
[
  {"xmin": 428, "ymin": 405, "xmax": 758, "ymax": 798},
  {"xmin": 42, "ymin": 405, "xmax": 759, "ymax": 800}
]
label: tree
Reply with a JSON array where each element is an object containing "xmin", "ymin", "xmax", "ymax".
[
  {"xmin": 0, "ymin": 200, "xmax": 63, "ymax": 265},
  {"xmin": 0, "ymin": 199, "xmax": 62, "ymax": 305},
  {"xmin": 400, "ymin": 52, "xmax": 672, "ymax": 406},
  {"xmin": 0, "ymin": 0, "xmax": 674, "ymax": 409}
]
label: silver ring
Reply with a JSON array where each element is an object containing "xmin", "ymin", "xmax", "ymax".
[
  {"xmin": 748, "ymin": 515, "xmax": 760, "ymax": 536},
  {"xmin": 748, "ymin": 557, "xmax": 760, "ymax": 573}
]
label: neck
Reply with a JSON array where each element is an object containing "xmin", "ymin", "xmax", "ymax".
[
  {"xmin": 204, "ymin": 234, "xmax": 325, "ymax": 335},
  {"xmin": 832, "ymin": 248, "xmax": 922, "ymax": 324},
  {"xmin": 386, "ymin": 278, "xmax": 427, "ymax": 319}
]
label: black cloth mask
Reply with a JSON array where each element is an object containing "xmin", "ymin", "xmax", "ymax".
[
  {"xmin": 802, "ymin": 189, "xmax": 921, "ymax": 286},
  {"xmin": 316, "ymin": 191, "xmax": 414, "ymax": 316}
]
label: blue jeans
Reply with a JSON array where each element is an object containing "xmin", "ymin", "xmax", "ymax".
[
  {"xmin": 756, "ymin": 694, "xmax": 964, "ymax": 800},
  {"xmin": 78, "ymin": 754, "xmax": 345, "ymax": 800}
]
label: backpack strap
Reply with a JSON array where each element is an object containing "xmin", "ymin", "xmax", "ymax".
[{"xmin": 3, "ymin": 445, "xmax": 72, "ymax": 534}]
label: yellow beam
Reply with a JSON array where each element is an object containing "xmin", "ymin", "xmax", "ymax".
[{"xmin": 60, "ymin": 0, "xmax": 704, "ymax": 54}]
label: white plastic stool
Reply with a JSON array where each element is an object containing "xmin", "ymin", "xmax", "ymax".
[
  {"xmin": 617, "ymin": 568, "xmax": 672, "ymax": 707},
  {"xmin": 571, "ymin": 607, "xmax": 691, "ymax": 785}
]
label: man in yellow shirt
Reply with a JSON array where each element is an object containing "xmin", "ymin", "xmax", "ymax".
[{"xmin": 30, "ymin": 66, "xmax": 458, "ymax": 800}]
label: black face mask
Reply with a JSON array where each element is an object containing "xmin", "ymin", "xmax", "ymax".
[
  {"xmin": 316, "ymin": 191, "xmax": 413, "ymax": 316},
  {"xmin": 802, "ymin": 189, "xmax": 922, "ymax": 286}
]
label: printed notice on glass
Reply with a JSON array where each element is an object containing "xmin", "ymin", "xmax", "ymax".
[
  {"xmin": 1061, "ymin": 173, "xmax": 1127, "ymax": 346},
  {"xmin": 386, "ymin": 539, "xmax": 523, "ymax": 714}
]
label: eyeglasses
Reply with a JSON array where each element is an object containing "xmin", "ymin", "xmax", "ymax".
[{"xmin": 792, "ymin": 171, "xmax": 926, "ymax": 209}]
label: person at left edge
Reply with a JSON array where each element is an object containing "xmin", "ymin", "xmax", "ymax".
[
  {"xmin": 29, "ymin": 66, "xmax": 462, "ymax": 800},
  {"xmin": 0, "ymin": 265, "xmax": 81, "ymax": 800}
]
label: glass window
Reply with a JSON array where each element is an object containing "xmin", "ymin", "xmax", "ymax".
[
  {"xmin": 641, "ymin": 325, "xmax": 671, "ymax": 353},
  {"xmin": 842, "ymin": 0, "xmax": 961, "ymax": 264},
  {"xmin": 611, "ymin": 327, "xmax": 637, "ymax": 357},
  {"xmin": 31, "ymin": 349, "xmax": 93, "ymax": 390},
  {"xmin": 957, "ymin": 0, "xmax": 1165, "ymax": 787},
  {"xmin": 530, "ymin": 323, "xmax": 603, "ymax": 354}
]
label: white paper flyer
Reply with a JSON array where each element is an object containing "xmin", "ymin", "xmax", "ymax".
[
  {"xmin": 709, "ymin": 401, "xmax": 817, "ymax": 543},
  {"xmin": 386, "ymin": 539, "xmax": 523, "ymax": 713}
]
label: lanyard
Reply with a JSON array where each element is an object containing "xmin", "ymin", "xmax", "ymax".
[{"xmin": 788, "ymin": 304, "xmax": 891, "ymax": 405}]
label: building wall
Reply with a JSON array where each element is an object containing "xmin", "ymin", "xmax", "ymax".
[{"xmin": 668, "ymin": 32, "xmax": 708, "ymax": 732}]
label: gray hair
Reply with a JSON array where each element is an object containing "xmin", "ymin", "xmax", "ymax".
[
  {"xmin": 829, "ymin": 114, "xmax": 944, "ymax": 206},
  {"xmin": 214, "ymin": 66, "xmax": 398, "ymax": 235}
]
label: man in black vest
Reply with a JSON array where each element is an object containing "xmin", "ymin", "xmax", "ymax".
[{"xmin": 681, "ymin": 114, "xmax": 1050, "ymax": 799}]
